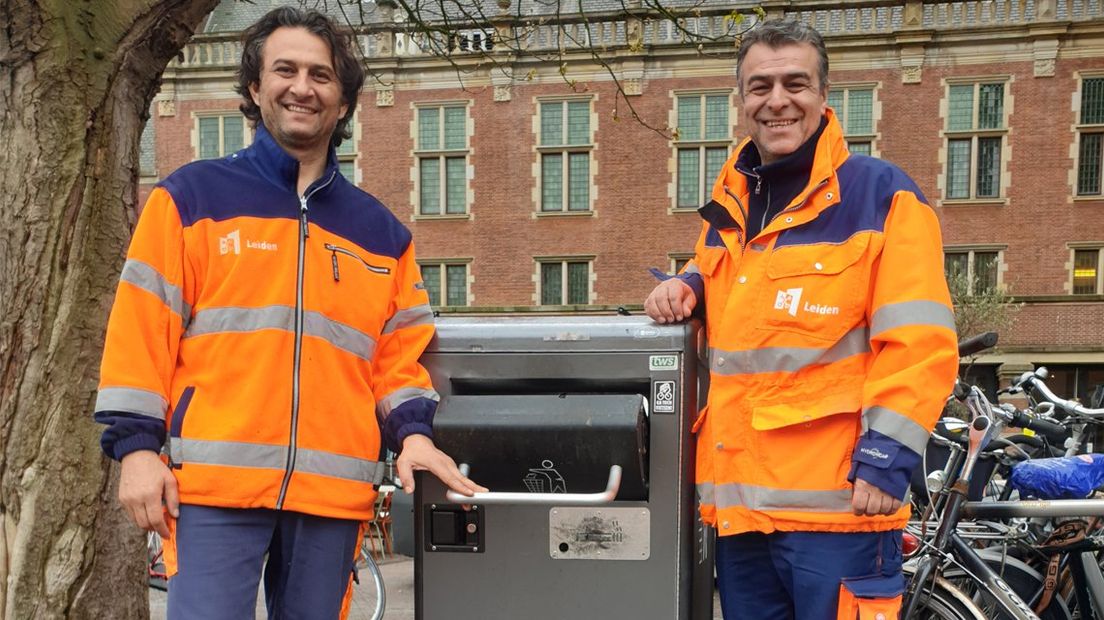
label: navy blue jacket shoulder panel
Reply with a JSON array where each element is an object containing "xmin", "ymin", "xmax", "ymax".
[
  {"xmin": 159, "ymin": 154, "xmax": 302, "ymax": 228},
  {"xmin": 776, "ymin": 154, "xmax": 929, "ymax": 248},
  {"xmin": 157, "ymin": 147, "xmax": 411, "ymax": 261},
  {"xmin": 312, "ymin": 175, "xmax": 412, "ymax": 261}
]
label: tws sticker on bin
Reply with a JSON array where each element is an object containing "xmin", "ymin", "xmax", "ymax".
[
  {"xmin": 653, "ymin": 381, "xmax": 676, "ymax": 413},
  {"xmin": 648, "ymin": 354, "xmax": 678, "ymax": 371}
]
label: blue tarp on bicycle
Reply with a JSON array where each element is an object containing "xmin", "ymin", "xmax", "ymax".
[{"xmin": 1009, "ymin": 454, "xmax": 1104, "ymax": 499}]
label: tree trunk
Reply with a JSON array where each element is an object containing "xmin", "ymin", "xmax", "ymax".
[{"xmin": 0, "ymin": 1, "xmax": 219, "ymax": 616}]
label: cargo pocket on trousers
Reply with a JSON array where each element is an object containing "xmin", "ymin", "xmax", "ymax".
[{"xmin": 837, "ymin": 574, "xmax": 904, "ymax": 620}]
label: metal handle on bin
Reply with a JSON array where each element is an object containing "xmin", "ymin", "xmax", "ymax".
[{"xmin": 445, "ymin": 463, "xmax": 622, "ymax": 505}]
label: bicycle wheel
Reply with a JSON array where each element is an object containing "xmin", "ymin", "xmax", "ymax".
[
  {"xmin": 907, "ymin": 579, "xmax": 987, "ymax": 619},
  {"xmin": 942, "ymin": 549, "xmax": 1071, "ymax": 620}
]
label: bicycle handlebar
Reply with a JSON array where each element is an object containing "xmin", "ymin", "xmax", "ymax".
[
  {"xmin": 1017, "ymin": 372, "xmax": 1104, "ymax": 419},
  {"xmin": 957, "ymin": 331, "xmax": 998, "ymax": 358},
  {"xmin": 1008, "ymin": 409, "xmax": 1069, "ymax": 444}
]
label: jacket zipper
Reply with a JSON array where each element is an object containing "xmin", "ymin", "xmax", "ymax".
[
  {"xmin": 726, "ymin": 178, "xmax": 829, "ymax": 248},
  {"xmin": 736, "ymin": 164, "xmax": 763, "ymax": 195},
  {"xmin": 722, "ymin": 186, "xmax": 750, "ymax": 251},
  {"xmin": 276, "ymin": 170, "xmax": 336, "ymax": 510},
  {"xmin": 324, "ymin": 243, "xmax": 391, "ymax": 282}
]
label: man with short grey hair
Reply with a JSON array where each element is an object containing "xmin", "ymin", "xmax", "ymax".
[{"xmin": 645, "ymin": 18, "xmax": 957, "ymax": 619}]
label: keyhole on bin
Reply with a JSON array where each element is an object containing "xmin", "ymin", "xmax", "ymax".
[{"xmin": 559, "ymin": 543, "xmax": 569, "ymax": 552}]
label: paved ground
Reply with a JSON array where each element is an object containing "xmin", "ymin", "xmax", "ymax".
[
  {"xmin": 150, "ymin": 553, "xmax": 724, "ymax": 618},
  {"xmin": 149, "ymin": 554, "xmax": 413, "ymax": 619}
]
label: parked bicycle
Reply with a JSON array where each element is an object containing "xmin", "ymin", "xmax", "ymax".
[{"xmin": 901, "ymin": 335, "xmax": 1104, "ymax": 619}]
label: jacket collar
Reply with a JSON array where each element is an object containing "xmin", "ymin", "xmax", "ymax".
[
  {"xmin": 244, "ymin": 122, "xmax": 340, "ymax": 197},
  {"xmin": 706, "ymin": 108, "xmax": 848, "ymax": 231}
]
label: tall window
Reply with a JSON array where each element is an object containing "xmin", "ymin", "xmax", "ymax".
[
  {"xmin": 336, "ymin": 135, "xmax": 357, "ymax": 182},
  {"xmin": 197, "ymin": 113, "xmax": 246, "ymax": 159},
  {"xmin": 675, "ymin": 93, "xmax": 730, "ymax": 209},
  {"xmin": 1078, "ymin": 77, "xmax": 1104, "ymax": 196},
  {"xmin": 420, "ymin": 261, "xmax": 469, "ymax": 307},
  {"xmin": 139, "ymin": 117, "xmax": 157, "ymax": 180},
  {"xmin": 1073, "ymin": 248, "xmax": 1101, "ymax": 295},
  {"xmin": 416, "ymin": 104, "xmax": 468, "ymax": 216},
  {"xmin": 539, "ymin": 100, "xmax": 592, "ymax": 213},
  {"xmin": 945, "ymin": 81, "xmax": 1007, "ymax": 200},
  {"xmin": 944, "ymin": 249, "xmax": 1000, "ymax": 295},
  {"xmin": 539, "ymin": 259, "xmax": 591, "ymax": 305},
  {"xmin": 827, "ymin": 87, "xmax": 875, "ymax": 156}
]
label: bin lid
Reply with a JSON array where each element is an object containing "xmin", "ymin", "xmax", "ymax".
[{"xmin": 426, "ymin": 316, "xmax": 696, "ymax": 354}]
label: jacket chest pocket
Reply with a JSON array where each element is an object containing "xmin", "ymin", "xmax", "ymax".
[
  {"xmin": 757, "ymin": 235, "xmax": 871, "ymax": 342},
  {"xmin": 325, "ymin": 244, "xmax": 392, "ymax": 280},
  {"xmin": 321, "ymin": 243, "xmax": 394, "ymax": 327}
]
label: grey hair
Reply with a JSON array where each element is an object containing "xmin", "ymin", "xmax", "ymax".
[{"xmin": 736, "ymin": 19, "xmax": 830, "ymax": 95}]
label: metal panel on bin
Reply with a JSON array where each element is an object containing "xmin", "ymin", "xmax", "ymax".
[{"xmin": 414, "ymin": 316, "xmax": 713, "ymax": 620}]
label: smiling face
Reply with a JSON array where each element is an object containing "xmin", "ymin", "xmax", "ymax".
[
  {"xmin": 248, "ymin": 26, "xmax": 348, "ymax": 159},
  {"xmin": 738, "ymin": 42, "xmax": 828, "ymax": 165}
]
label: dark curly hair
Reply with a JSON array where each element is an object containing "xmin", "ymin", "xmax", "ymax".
[{"xmin": 235, "ymin": 7, "xmax": 364, "ymax": 148}]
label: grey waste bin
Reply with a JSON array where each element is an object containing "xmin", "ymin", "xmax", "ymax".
[{"xmin": 415, "ymin": 316, "xmax": 713, "ymax": 620}]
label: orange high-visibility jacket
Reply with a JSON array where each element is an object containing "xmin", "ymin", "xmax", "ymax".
[
  {"xmin": 95, "ymin": 124, "xmax": 437, "ymax": 520},
  {"xmin": 685, "ymin": 110, "xmax": 958, "ymax": 535}
]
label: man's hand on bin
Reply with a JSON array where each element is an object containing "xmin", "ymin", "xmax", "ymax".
[
  {"xmin": 119, "ymin": 449, "xmax": 179, "ymax": 538},
  {"xmin": 644, "ymin": 279, "xmax": 697, "ymax": 324},
  {"xmin": 395, "ymin": 434, "xmax": 488, "ymax": 497}
]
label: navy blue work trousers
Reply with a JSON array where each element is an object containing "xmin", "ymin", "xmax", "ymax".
[
  {"xmin": 715, "ymin": 529, "xmax": 904, "ymax": 619},
  {"xmin": 167, "ymin": 505, "xmax": 360, "ymax": 620}
]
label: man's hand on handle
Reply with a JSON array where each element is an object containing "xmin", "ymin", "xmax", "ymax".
[
  {"xmin": 395, "ymin": 434, "xmax": 488, "ymax": 497},
  {"xmin": 119, "ymin": 450, "xmax": 179, "ymax": 538},
  {"xmin": 644, "ymin": 279, "xmax": 697, "ymax": 324}
]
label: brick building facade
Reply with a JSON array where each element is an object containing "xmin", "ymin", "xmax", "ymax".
[{"xmin": 139, "ymin": 0, "xmax": 1104, "ymax": 399}]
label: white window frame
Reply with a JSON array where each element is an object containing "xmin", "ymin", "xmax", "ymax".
[
  {"xmin": 941, "ymin": 77, "xmax": 1011, "ymax": 204},
  {"xmin": 1075, "ymin": 73, "xmax": 1104, "ymax": 198},
  {"xmin": 826, "ymin": 83, "xmax": 879, "ymax": 157},
  {"xmin": 669, "ymin": 252, "xmax": 694, "ymax": 276},
  {"xmin": 335, "ymin": 112, "xmax": 359, "ymax": 185},
  {"xmin": 535, "ymin": 97, "xmax": 595, "ymax": 216},
  {"xmin": 534, "ymin": 256, "xmax": 595, "ymax": 305},
  {"xmin": 194, "ymin": 111, "xmax": 251, "ymax": 161},
  {"xmin": 944, "ymin": 246, "xmax": 1005, "ymax": 295},
  {"xmin": 671, "ymin": 90, "xmax": 733, "ymax": 212},
  {"xmin": 1068, "ymin": 243, "xmax": 1104, "ymax": 295},
  {"xmin": 418, "ymin": 259, "xmax": 472, "ymax": 307},
  {"xmin": 413, "ymin": 102, "xmax": 471, "ymax": 219}
]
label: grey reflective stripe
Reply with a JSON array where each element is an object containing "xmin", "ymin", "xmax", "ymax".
[
  {"xmin": 381, "ymin": 304, "xmax": 434, "ymax": 335},
  {"xmin": 185, "ymin": 306, "xmax": 376, "ymax": 361},
  {"xmin": 862, "ymin": 405, "xmax": 930, "ymax": 455},
  {"xmin": 684, "ymin": 264, "xmax": 701, "ymax": 275},
  {"xmin": 303, "ymin": 311, "xmax": 377, "ymax": 361},
  {"xmin": 376, "ymin": 386, "xmax": 441, "ymax": 418},
  {"xmin": 120, "ymin": 259, "xmax": 191, "ymax": 325},
  {"xmin": 168, "ymin": 438, "xmax": 384, "ymax": 484},
  {"xmin": 697, "ymin": 482, "xmax": 715, "ymax": 505},
  {"xmin": 186, "ymin": 305, "xmax": 293, "ymax": 337},
  {"xmin": 870, "ymin": 300, "xmax": 956, "ymax": 338},
  {"xmin": 709, "ymin": 326, "xmax": 870, "ymax": 376},
  {"xmin": 94, "ymin": 386, "xmax": 168, "ymax": 419},
  {"xmin": 710, "ymin": 482, "xmax": 854, "ymax": 513},
  {"xmin": 297, "ymin": 448, "xmax": 386, "ymax": 484}
]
